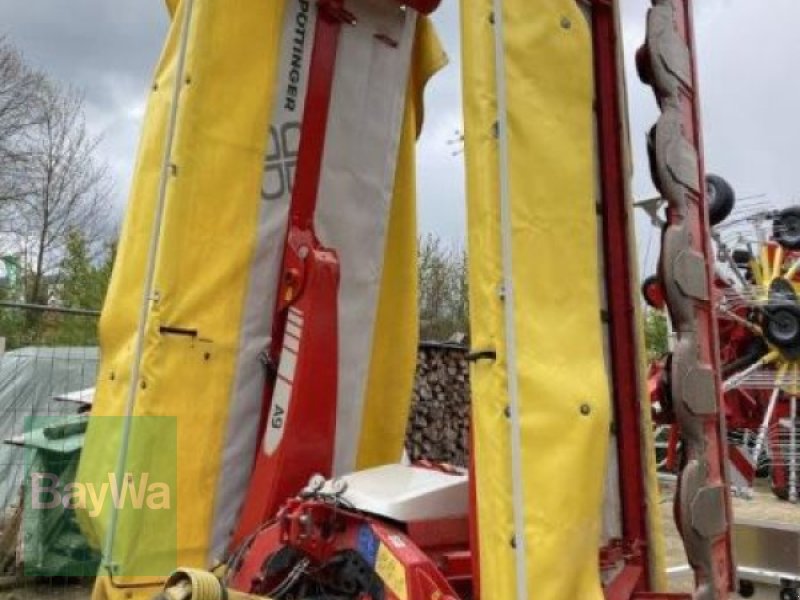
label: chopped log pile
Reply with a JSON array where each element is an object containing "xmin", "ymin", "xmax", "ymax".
[{"xmin": 405, "ymin": 342, "xmax": 471, "ymax": 467}]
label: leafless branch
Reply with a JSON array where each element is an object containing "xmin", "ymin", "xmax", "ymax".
[{"xmin": 0, "ymin": 39, "xmax": 113, "ymax": 304}]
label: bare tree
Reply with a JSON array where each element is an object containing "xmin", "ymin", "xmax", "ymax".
[
  {"xmin": 0, "ymin": 38, "xmax": 44, "ymax": 211},
  {"xmin": 11, "ymin": 82, "xmax": 111, "ymax": 304},
  {"xmin": 418, "ymin": 234, "xmax": 469, "ymax": 341}
]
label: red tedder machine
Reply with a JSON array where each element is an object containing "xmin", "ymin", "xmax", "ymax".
[
  {"xmin": 158, "ymin": 1, "xmax": 735, "ymax": 599},
  {"xmin": 644, "ymin": 178, "xmax": 800, "ymax": 504}
]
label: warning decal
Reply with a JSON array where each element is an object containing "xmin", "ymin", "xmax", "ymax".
[{"xmin": 375, "ymin": 542, "xmax": 408, "ymax": 600}]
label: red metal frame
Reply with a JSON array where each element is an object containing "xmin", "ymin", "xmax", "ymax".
[
  {"xmin": 231, "ymin": 0, "xmax": 351, "ymax": 546},
  {"xmin": 404, "ymin": 0, "xmax": 441, "ymax": 13},
  {"xmin": 467, "ymin": 426, "xmax": 481, "ymax": 600},
  {"xmin": 591, "ymin": 2, "xmax": 653, "ymax": 595},
  {"xmin": 678, "ymin": 2, "xmax": 736, "ymax": 592},
  {"xmin": 593, "ymin": 2, "xmax": 733, "ymax": 598},
  {"xmin": 637, "ymin": 0, "xmax": 735, "ymax": 596},
  {"xmin": 230, "ymin": 497, "xmax": 462, "ymax": 599},
  {"xmin": 223, "ymin": 2, "xmax": 725, "ymax": 599},
  {"xmin": 648, "ymin": 247, "xmax": 800, "ymax": 495},
  {"xmin": 230, "ymin": 0, "xmax": 444, "ymax": 554}
]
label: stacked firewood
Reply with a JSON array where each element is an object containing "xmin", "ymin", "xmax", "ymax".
[{"xmin": 405, "ymin": 343, "xmax": 471, "ymax": 467}]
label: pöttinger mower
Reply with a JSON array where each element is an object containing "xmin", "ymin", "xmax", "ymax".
[{"xmin": 155, "ymin": 1, "xmax": 734, "ymax": 599}]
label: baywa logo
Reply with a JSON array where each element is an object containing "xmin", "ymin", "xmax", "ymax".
[
  {"xmin": 21, "ymin": 415, "xmax": 177, "ymax": 577},
  {"xmin": 31, "ymin": 471, "xmax": 171, "ymax": 518}
]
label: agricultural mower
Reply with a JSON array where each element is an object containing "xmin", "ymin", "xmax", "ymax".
[
  {"xmin": 644, "ymin": 180, "xmax": 800, "ymax": 504},
  {"xmin": 150, "ymin": 0, "xmax": 735, "ymax": 598}
]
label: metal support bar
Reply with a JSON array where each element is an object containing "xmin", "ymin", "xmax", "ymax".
[
  {"xmin": 750, "ymin": 375, "xmax": 784, "ymax": 465},
  {"xmin": 101, "ymin": 0, "xmax": 196, "ymax": 578},
  {"xmin": 490, "ymin": 1, "xmax": 529, "ymax": 597},
  {"xmin": 591, "ymin": 1, "xmax": 654, "ymax": 592},
  {"xmin": 791, "ymin": 395, "xmax": 798, "ymax": 503},
  {"xmin": 231, "ymin": 0, "xmax": 346, "ymax": 547},
  {"xmin": 638, "ymin": 0, "xmax": 735, "ymax": 596},
  {"xmin": 0, "ymin": 301, "xmax": 100, "ymax": 317}
]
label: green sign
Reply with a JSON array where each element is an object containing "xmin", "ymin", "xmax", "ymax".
[
  {"xmin": 24, "ymin": 415, "xmax": 178, "ymax": 577},
  {"xmin": 1, "ymin": 255, "xmax": 19, "ymax": 287}
]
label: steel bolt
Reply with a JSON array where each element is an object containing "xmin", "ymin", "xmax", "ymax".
[
  {"xmin": 332, "ymin": 478, "xmax": 348, "ymax": 495},
  {"xmin": 308, "ymin": 474, "xmax": 326, "ymax": 492}
]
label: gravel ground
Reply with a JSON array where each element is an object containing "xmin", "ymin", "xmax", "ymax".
[
  {"xmin": 662, "ymin": 480, "xmax": 799, "ymax": 599},
  {"xmin": 0, "ymin": 580, "xmax": 92, "ymax": 600}
]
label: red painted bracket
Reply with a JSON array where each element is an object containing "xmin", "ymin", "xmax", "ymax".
[
  {"xmin": 592, "ymin": 0, "xmax": 654, "ymax": 594},
  {"xmin": 402, "ymin": 0, "xmax": 441, "ymax": 14},
  {"xmin": 231, "ymin": 0, "xmax": 348, "ymax": 546}
]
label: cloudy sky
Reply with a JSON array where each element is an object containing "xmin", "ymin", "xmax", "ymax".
[{"xmin": 2, "ymin": 0, "xmax": 799, "ymax": 276}]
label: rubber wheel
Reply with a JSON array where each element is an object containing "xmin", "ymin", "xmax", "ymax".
[
  {"xmin": 646, "ymin": 125, "xmax": 660, "ymax": 192},
  {"xmin": 641, "ymin": 274, "xmax": 665, "ymax": 310},
  {"xmin": 774, "ymin": 207, "xmax": 800, "ymax": 250},
  {"xmin": 780, "ymin": 588, "xmax": 800, "ymax": 600},
  {"xmin": 636, "ymin": 45, "xmax": 653, "ymax": 85},
  {"xmin": 706, "ymin": 174, "xmax": 736, "ymax": 226},
  {"xmin": 737, "ymin": 579, "xmax": 755, "ymax": 598},
  {"xmin": 732, "ymin": 248, "xmax": 753, "ymax": 267},
  {"xmin": 772, "ymin": 482, "xmax": 790, "ymax": 501}
]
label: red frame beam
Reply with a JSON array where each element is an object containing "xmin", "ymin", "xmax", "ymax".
[
  {"xmin": 637, "ymin": 0, "xmax": 735, "ymax": 596},
  {"xmin": 677, "ymin": 0, "xmax": 736, "ymax": 590},
  {"xmin": 231, "ymin": 0, "xmax": 350, "ymax": 546},
  {"xmin": 592, "ymin": 0, "xmax": 652, "ymax": 593}
]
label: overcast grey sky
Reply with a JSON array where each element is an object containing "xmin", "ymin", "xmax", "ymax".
[{"xmin": 2, "ymin": 1, "xmax": 798, "ymax": 277}]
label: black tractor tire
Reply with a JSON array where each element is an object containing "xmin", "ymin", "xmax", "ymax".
[
  {"xmin": 774, "ymin": 206, "xmax": 800, "ymax": 250},
  {"xmin": 732, "ymin": 248, "xmax": 753, "ymax": 267},
  {"xmin": 646, "ymin": 125, "xmax": 660, "ymax": 192},
  {"xmin": 772, "ymin": 482, "xmax": 790, "ymax": 502},
  {"xmin": 737, "ymin": 579, "xmax": 755, "ymax": 598},
  {"xmin": 636, "ymin": 45, "xmax": 653, "ymax": 85},
  {"xmin": 706, "ymin": 174, "xmax": 736, "ymax": 226},
  {"xmin": 641, "ymin": 274, "xmax": 665, "ymax": 310},
  {"xmin": 780, "ymin": 587, "xmax": 800, "ymax": 600}
]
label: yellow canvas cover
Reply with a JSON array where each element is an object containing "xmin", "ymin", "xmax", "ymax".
[
  {"xmin": 77, "ymin": 1, "xmax": 444, "ymax": 598},
  {"xmin": 460, "ymin": 0, "xmax": 664, "ymax": 597}
]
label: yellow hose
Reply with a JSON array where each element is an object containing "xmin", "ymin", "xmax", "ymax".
[{"xmin": 155, "ymin": 568, "xmax": 268, "ymax": 600}]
